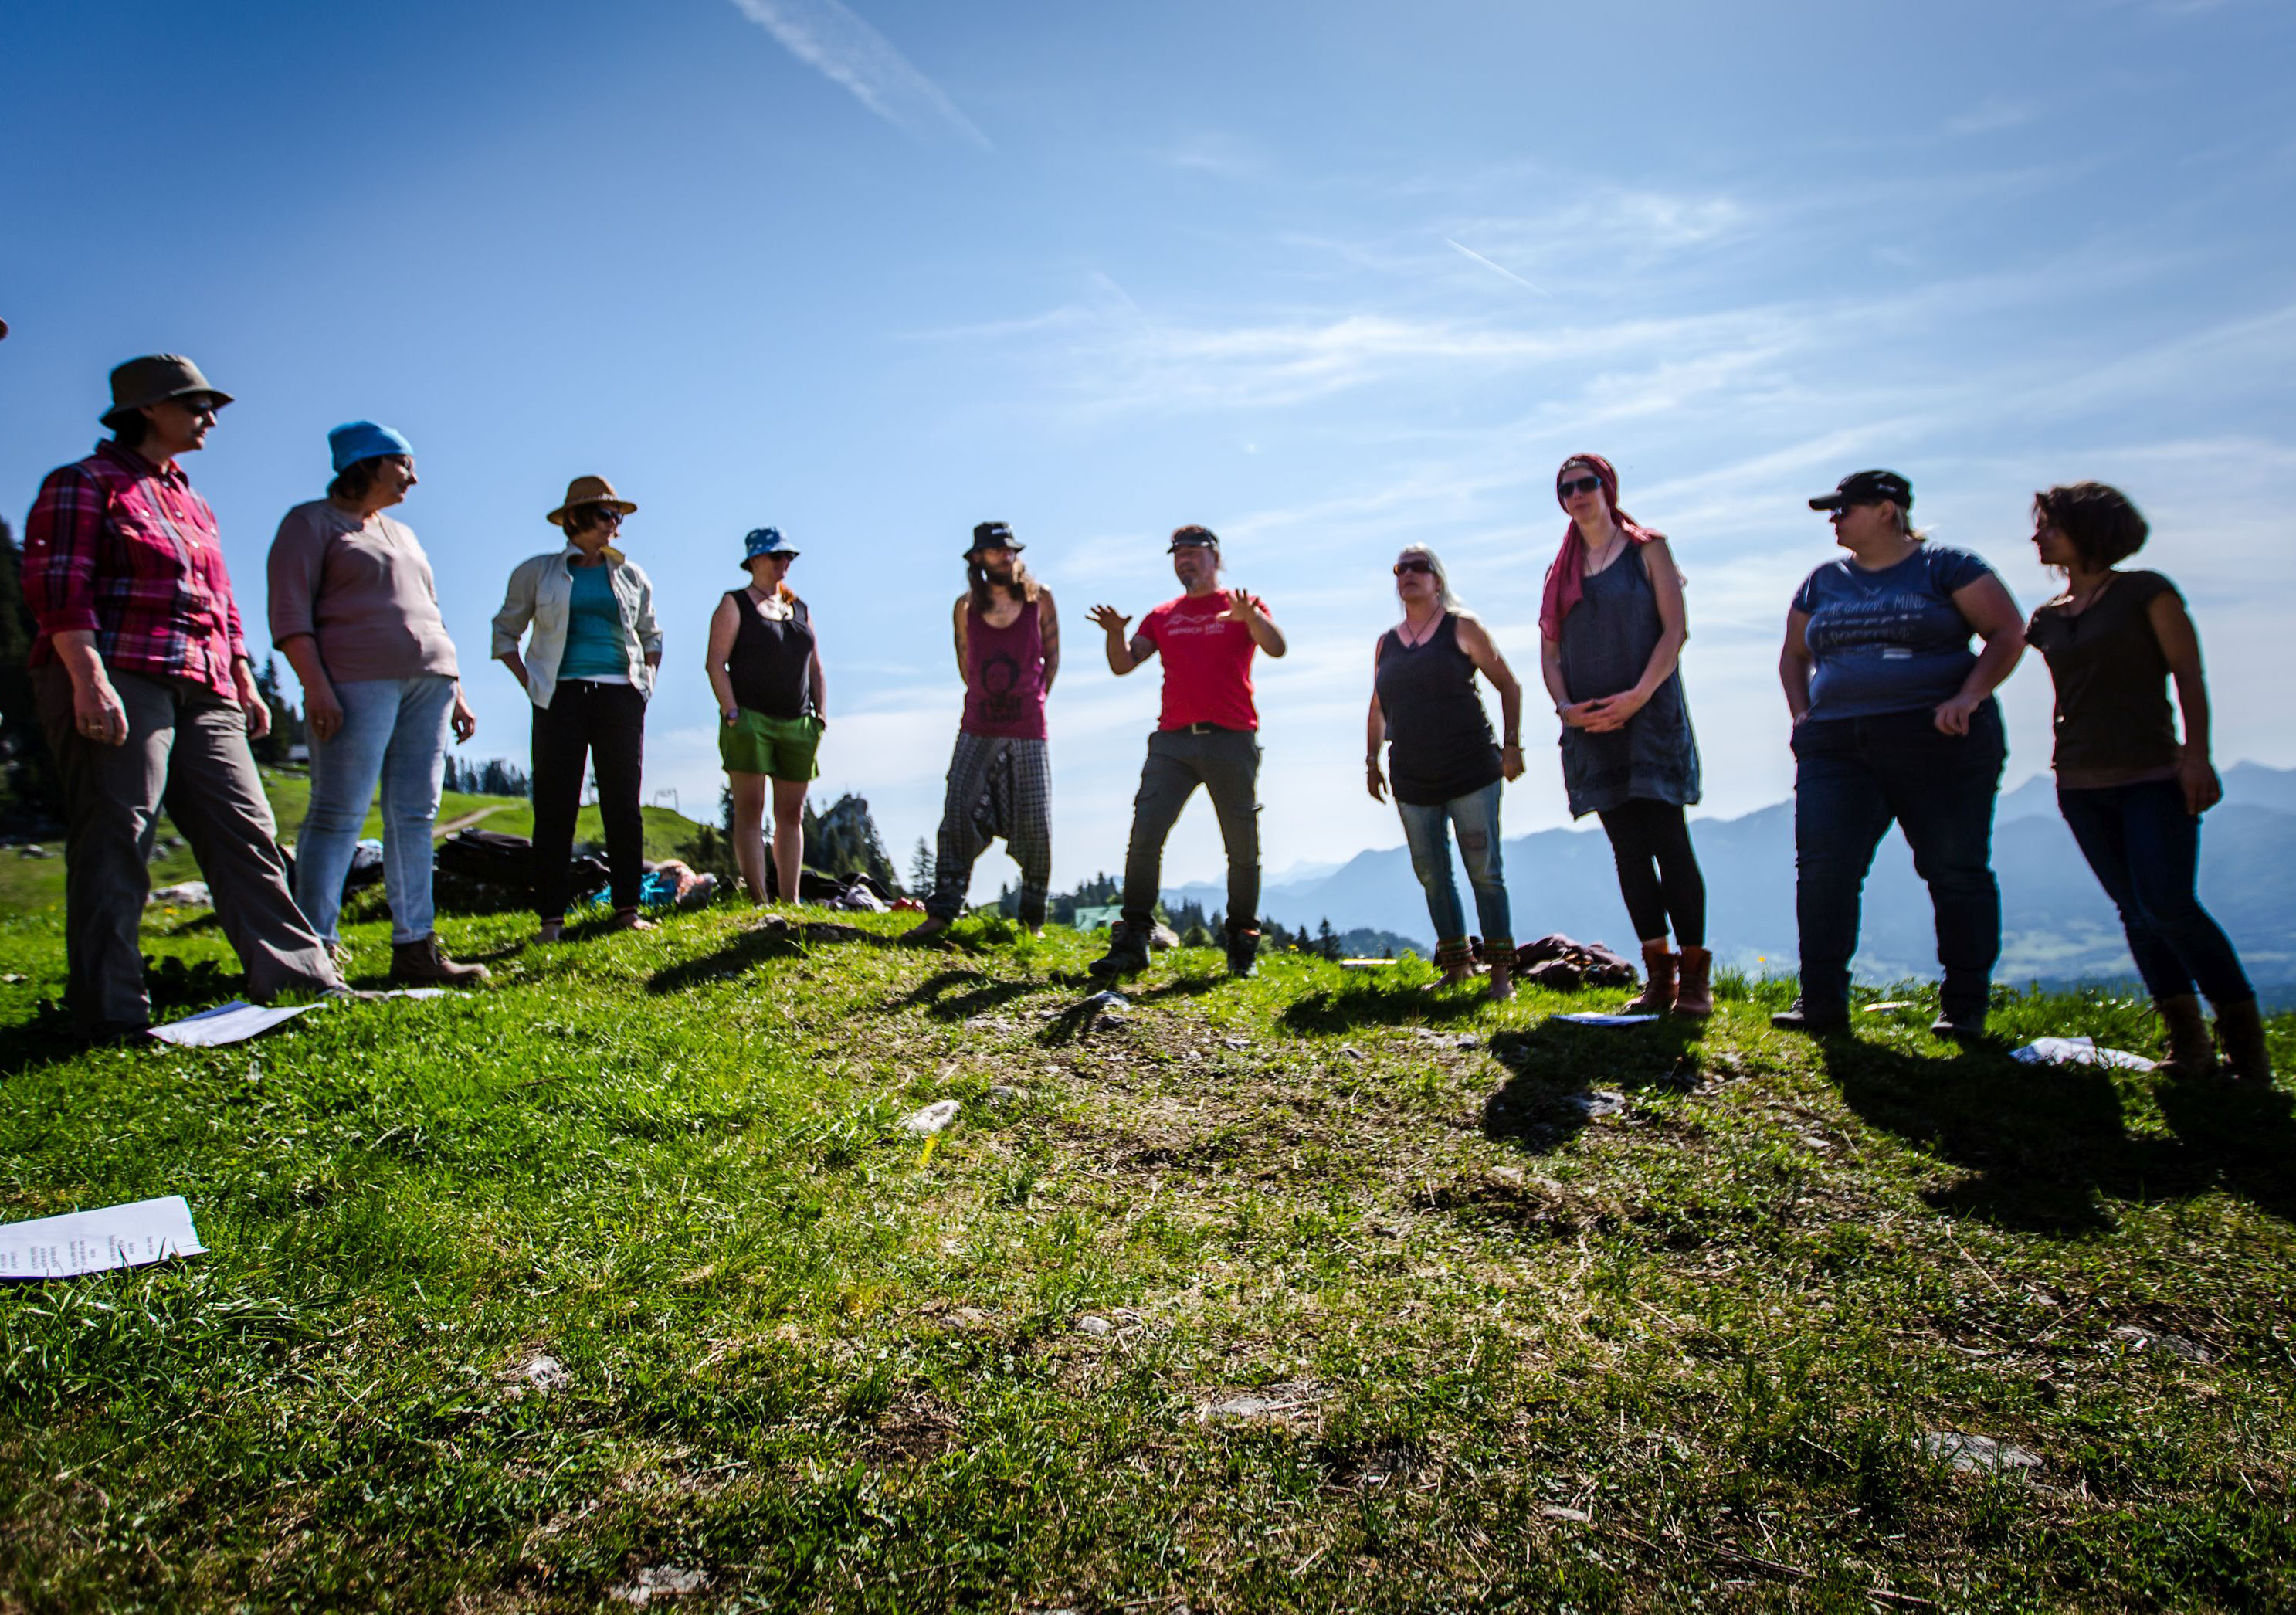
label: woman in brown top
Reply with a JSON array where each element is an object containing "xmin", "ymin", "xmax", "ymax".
[{"xmin": 2027, "ymin": 481, "xmax": 2269, "ymax": 1084}]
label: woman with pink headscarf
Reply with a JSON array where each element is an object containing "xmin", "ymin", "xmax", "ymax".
[{"xmin": 1538, "ymin": 454, "xmax": 1710, "ymax": 1016}]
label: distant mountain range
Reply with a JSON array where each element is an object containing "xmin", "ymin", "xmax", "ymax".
[{"xmin": 1166, "ymin": 762, "xmax": 2296, "ymax": 996}]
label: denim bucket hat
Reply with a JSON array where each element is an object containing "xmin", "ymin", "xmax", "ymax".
[
  {"xmin": 327, "ymin": 420, "xmax": 414, "ymax": 473},
  {"xmin": 743, "ymin": 527, "xmax": 799, "ymax": 567}
]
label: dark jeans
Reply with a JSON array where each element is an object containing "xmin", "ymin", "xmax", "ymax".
[
  {"xmin": 2057, "ymin": 778, "xmax": 2251, "ymax": 1006},
  {"xmin": 1597, "ymin": 797, "xmax": 1705, "ymax": 946},
  {"xmin": 1792, "ymin": 701, "xmax": 2004, "ymax": 1016},
  {"xmin": 35, "ymin": 665, "xmax": 337, "ymax": 1030},
  {"xmin": 531, "ymin": 680, "xmax": 646, "ymax": 918},
  {"xmin": 1120, "ymin": 726, "xmax": 1260, "ymax": 935}
]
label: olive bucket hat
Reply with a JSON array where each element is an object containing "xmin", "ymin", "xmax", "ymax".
[{"xmin": 103, "ymin": 355, "xmax": 232, "ymax": 431}]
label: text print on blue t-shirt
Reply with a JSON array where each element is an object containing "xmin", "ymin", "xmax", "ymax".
[{"xmin": 1794, "ymin": 545, "xmax": 1995, "ymax": 721}]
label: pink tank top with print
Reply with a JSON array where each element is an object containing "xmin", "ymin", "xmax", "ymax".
[{"xmin": 961, "ymin": 597, "xmax": 1048, "ymax": 740}]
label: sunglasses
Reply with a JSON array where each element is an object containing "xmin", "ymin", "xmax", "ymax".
[
  {"xmin": 1393, "ymin": 558, "xmax": 1435, "ymax": 577},
  {"xmin": 581, "ymin": 505, "xmax": 626, "ymax": 526},
  {"xmin": 171, "ymin": 395, "xmax": 222, "ymax": 419},
  {"xmin": 1557, "ymin": 474, "xmax": 1604, "ymax": 498}
]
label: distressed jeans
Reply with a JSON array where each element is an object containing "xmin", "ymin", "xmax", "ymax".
[
  {"xmin": 294, "ymin": 674, "xmax": 458, "ymax": 945},
  {"xmin": 1396, "ymin": 779, "xmax": 1513, "ymax": 955}
]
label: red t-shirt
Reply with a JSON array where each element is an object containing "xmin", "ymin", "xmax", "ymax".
[{"xmin": 1140, "ymin": 589, "xmax": 1267, "ymax": 731}]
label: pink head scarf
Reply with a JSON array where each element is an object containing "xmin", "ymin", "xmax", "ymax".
[{"xmin": 1538, "ymin": 453, "xmax": 1663, "ymax": 641}]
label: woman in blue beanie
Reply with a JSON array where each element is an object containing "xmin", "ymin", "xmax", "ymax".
[{"xmin": 267, "ymin": 421, "xmax": 487, "ymax": 986}]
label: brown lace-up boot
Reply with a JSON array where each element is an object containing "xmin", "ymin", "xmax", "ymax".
[
  {"xmin": 2153, "ymin": 994, "xmax": 2217, "ymax": 1078},
  {"xmin": 1622, "ymin": 942, "xmax": 1676, "ymax": 1014},
  {"xmin": 2214, "ymin": 998, "xmax": 2277, "ymax": 1087},
  {"xmin": 1673, "ymin": 946, "xmax": 1714, "ymax": 1019},
  {"xmin": 389, "ymin": 935, "xmax": 491, "ymax": 988}
]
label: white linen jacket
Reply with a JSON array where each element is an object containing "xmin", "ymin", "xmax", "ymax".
[{"xmin": 490, "ymin": 545, "xmax": 663, "ymax": 709}]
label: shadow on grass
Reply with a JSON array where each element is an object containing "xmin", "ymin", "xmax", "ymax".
[
  {"xmin": 896, "ymin": 969, "xmax": 1039, "ymax": 1023},
  {"xmin": 1480, "ymin": 1016, "xmax": 1707, "ymax": 1155},
  {"xmin": 645, "ymin": 918, "xmax": 884, "ymax": 995},
  {"xmin": 1819, "ymin": 1039, "xmax": 2296, "ymax": 1233},
  {"xmin": 1277, "ymin": 975, "xmax": 1493, "ymax": 1035}
]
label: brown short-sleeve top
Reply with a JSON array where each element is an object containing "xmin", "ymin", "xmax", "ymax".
[{"xmin": 2025, "ymin": 568, "xmax": 2181, "ymax": 788}]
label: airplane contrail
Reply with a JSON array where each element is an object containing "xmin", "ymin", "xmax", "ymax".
[{"xmin": 1444, "ymin": 237, "xmax": 1546, "ymax": 295}]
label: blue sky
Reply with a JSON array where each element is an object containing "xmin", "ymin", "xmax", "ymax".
[{"xmin": 5, "ymin": 0, "xmax": 2292, "ymax": 892}]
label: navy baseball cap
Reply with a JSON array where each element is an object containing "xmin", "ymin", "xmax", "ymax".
[
  {"xmin": 1809, "ymin": 470, "xmax": 1913, "ymax": 511},
  {"xmin": 1167, "ymin": 524, "xmax": 1219, "ymax": 551}
]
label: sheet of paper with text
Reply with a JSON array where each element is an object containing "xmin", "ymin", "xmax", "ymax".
[{"xmin": 0, "ymin": 1195, "xmax": 208, "ymax": 1280}]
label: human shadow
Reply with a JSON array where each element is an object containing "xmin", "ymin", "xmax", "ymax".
[
  {"xmin": 1277, "ymin": 976, "xmax": 1498, "ymax": 1037},
  {"xmin": 644, "ymin": 918, "xmax": 882, "ymax": 996},
  {"xmin": 2152, "ymin": 1072, "xmax": 2296, "ymax": 1224},
  {"xmin": 1480, "ymin": 1016, "xmax": 1707, "ymax": 1155},
  {"xmin": 1818, "ymin": 1040, "xmax": 2222, "ymax": 1235},
  {"xmin": 896, "ymin": 969, "xmax": 1040, "ymax": 1023}
]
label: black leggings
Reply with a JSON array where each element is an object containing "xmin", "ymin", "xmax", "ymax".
[{"xmin": 1597, "ymin": 798, "xmax": 1705, "ymax": 946}]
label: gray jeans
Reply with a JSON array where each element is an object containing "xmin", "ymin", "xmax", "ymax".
[
  {"xmin": 1120, "ymin": 726, "xmax": 1260, "ymax": 935},
  {"xmin": 36, "ymin": 665, "xmax": 339, "ymax": 1030}
]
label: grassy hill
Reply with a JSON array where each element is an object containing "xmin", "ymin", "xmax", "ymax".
[{"xmin": 1, "ymin": 899, "xmax": 2291, "ymax": 1609}]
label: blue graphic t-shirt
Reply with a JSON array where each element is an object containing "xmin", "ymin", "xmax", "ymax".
[{"xmin": 1793, "ymin": 544, "xmax": 1996, "ymax": 721}]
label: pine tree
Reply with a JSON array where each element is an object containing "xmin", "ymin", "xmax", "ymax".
[{"xmin": 909, "ymin": 836, "xmax": 934, "ymax": 895}]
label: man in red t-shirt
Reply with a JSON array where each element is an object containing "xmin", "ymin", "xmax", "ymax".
[{"xmin": 1086, "ymin": 525, "xmax": 1286, "ymax": 978}]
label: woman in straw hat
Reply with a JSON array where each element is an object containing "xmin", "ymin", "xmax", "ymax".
[{"xmin": 491, "ymin": 476, "xmax": 663, "ymax": 941}]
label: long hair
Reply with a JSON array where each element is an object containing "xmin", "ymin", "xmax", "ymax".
[
  {"xmin": 968, "ymin": 554, "xmax": 1041, "ymax": 614},
  {"xmin": 1396, "ymin": 542, "xmax": 1464, "ymax": 610}
]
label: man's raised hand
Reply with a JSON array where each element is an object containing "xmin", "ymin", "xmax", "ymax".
[{"xmin": 1087, "ymin": 604, "xmax": 1131, "ymax": 636}]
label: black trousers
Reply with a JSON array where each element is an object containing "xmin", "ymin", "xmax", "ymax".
[
  {"xmin": 1120, "ymin": 727, "xmax": 1260, "ymax": 936},
  {"xmin": 531, "ymin": 680, "xmax": 646, "ymax": 918},
  {"xmin": 1596, "ymin": 798, "xmax": 1706, "ymax": 947}
]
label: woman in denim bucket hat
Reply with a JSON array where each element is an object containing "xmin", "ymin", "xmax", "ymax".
[
  {"xmin": 269, "ymin": 421, "xmax": 486, "ymax": 984},
  {"xmin": 492, "ymin": 476, "xmax": 663, "ymax": 941},
  {"xmin": 705, "ymin": 527, "xmax": 826, "ymax": 905}
]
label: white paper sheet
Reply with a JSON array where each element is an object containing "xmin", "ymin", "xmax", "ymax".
[
  {"xmin": 148, "ymin": 999, "xmax": 320, "ymax": 1047},
  {"xmin": 1551, "ymin": 1013, "xmax": 1660, "ymax": 1026},
  {"xmin": 2011, "ymin": 1035, "xmax": 2158, "ymax": 1072},
  {"xmin": 0, "ymin": 1195, "xmax": 207, "ymax": 1279}
]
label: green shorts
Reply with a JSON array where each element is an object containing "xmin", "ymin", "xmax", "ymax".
[{"xmin": 720, "ymin": 709, "xmax": 822, "ymax": 780}]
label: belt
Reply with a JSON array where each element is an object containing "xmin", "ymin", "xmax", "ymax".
[{"xmin": 1172, "ymin": 721, "xmax": 1240, "ymax": 735}]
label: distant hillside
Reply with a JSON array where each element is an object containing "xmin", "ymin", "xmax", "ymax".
[{"xmin": 1170, "ymin": 761, "xmax": 2296, "ymax": 995}]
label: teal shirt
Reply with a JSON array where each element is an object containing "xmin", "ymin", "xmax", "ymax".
[{"xmin": 559, "ymin": 562, "xmax": 630, "ymax": 680}]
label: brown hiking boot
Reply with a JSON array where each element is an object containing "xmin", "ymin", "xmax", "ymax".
[
  {"xmin": 389, "ymin": 935, "xmax": 490, "ymax": 988},
  {"xmin": 2154, "ymin": 994, "xmax": 2218, "ymax": 1078},
  {"xmin": 2214, "ymin": 997, "xmax": 2277, "ymax": 1087},
  {"xmin": 1621, "ymin": 942, "xmax": 1676, "ymax": 1014},
  {"xmin": 1674, "ymin": 946, "xmax": 1714, "ymax": 1018}
]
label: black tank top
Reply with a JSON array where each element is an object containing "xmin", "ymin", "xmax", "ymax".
[
  {"xmin": 1375, "ymin": 612, "xmax": 1502, "ymax": 806},
  {"xmin": 726, "ymin": 591, "xmax": 815, "ymax": 718}
]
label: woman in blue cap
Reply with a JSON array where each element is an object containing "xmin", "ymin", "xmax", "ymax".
[
  {"xmin": 705, "ymin": 528, "xmax": 826, "ymax": 904},
  {"xmin": 267, "ymin": 421, "xmax": 486, "ymax": 985}
]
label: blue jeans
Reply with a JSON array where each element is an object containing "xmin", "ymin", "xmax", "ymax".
[
  {"xmin": 1792, "ymin": 701, "xmax": 2004, "ymax": 1016},
  {"xmin": 2057, "ymin": 778, "xmax": 2251, "ymax": 1005},
  {"xmin": 1396, "ymin": 779, "xmax": 1513, "ymax": 955},
  {"xmin": 295, "ymin": 675, "xmax": 457, "ymax": 945}
]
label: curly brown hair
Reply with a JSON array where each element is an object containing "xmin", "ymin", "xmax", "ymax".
[{"xmin": 2035, "ymin": 481, "xmax": 2148, "ymax": 567}]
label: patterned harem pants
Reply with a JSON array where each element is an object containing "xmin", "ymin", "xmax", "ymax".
[{"xmin": 926, "ymin": 732, "xmax": 1051, "ymax": 927}]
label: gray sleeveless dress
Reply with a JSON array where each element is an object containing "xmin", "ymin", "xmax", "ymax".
[{"xmin": 1555, "ymin": 547, "xmax": 1701, "ymax": 817}]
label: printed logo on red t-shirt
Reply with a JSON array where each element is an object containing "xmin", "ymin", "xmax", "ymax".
[{"xmin": 1141, "ymin": 590, "xmax": 1266, "ymax": 731}]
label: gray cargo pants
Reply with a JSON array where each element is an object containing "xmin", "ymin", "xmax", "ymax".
[{"xmin": 36, "ymin": 665, "xmax": 340, "ymax": 1032}]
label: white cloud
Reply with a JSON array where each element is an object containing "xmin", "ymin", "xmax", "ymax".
[{"xmin": 727, "ymin": 0, "xmax": 990, "ymax": 150}]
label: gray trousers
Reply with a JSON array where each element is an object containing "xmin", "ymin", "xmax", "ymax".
[
  {"xmin": 1120, "ymin": 726, "xmax": 1260, "ymax": 935},
  {"xmin": 36, "ymin": 665, "xmax": 339, "ymax": 1030},
  {"xmin": 927, "ymin": 733, "xmax": 1051, "ymax": 926}
]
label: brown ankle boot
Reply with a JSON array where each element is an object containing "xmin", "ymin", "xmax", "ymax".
[
  {"xmin": 1673, "ymin": 946, "xmax": 1714, "ymax": 1018},
  {"xmin": 2213, "ymin": 998, "xmax": 2277, "ymax": 1087},
  {"xmin": 2154, "ymin": 994, "xmax": 2217, "ymax": 1078},
  {"xmin": 1622, "ymin": 942, "xmax": 1676, "ymax": 1014},
  {"xmin": 390, "ymin": 935, "xmax": 491, "ymax": 988}
]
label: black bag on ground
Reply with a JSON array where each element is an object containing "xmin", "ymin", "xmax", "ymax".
[{"xmin": 432, "ymin": 828, "xmax": 605, "ymax": 911}]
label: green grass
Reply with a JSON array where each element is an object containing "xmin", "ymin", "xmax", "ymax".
[
  {"xmin": 1, "ymin": 902, "xmax": 2291, "ymax": 1611},
  {"xmin": 0, "ymin": 770, "xmax": 696, "ymax": 912}
]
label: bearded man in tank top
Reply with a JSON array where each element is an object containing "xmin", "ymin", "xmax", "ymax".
[
  {"xmin": 1087, "ymin": 525, "xmax": 1287, "ymax": 979},
  {"xmin": 906, "ymin": 524, "xmax": 1061, "ymax": 939}
]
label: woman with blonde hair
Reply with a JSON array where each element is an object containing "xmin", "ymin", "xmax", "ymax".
[
  {"xmin": 1540, "ymin": 453, "xmax": 1711, "ymax": 1016},
  {"xmin": 1367, "ymin": 543, "xmax": 1524, "ymax": 997}
]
